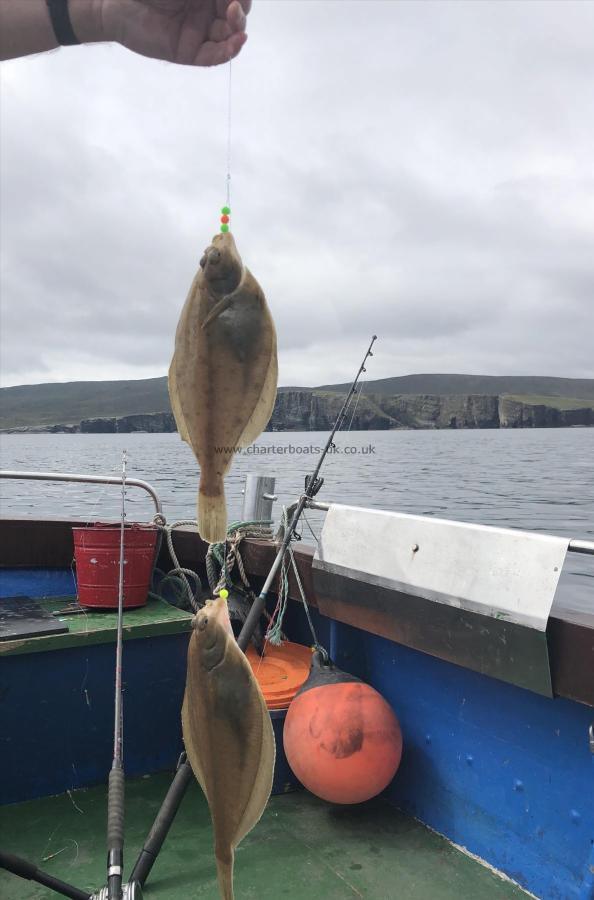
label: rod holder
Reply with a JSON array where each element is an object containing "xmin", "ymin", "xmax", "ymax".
[{"xmin": 241, "ymin": 474, "xmax": 277, "ymax": 522}]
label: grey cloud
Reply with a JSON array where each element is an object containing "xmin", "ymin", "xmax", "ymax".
[{"xmin": 1, "ymin": 1, "xmax": 593, "ymax": 388}]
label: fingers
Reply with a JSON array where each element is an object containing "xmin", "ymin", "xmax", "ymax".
[
  {"xmin": 216, "ymin": 0, "xmax": 252, "ymax": 16},
  {"xmin": 227, "ymin": 0, "xmax": 250, "ymax": 31},
  {"xmin": 209, "ymin": 0, "xmax": 248, "ymax": 50},
  {"xmin": 195, "ymin": 31, "xmax": 247, "ymax": 67},
  {"xmin": 216, "ymin": 0, "xmax": 251, "ymax": 32},
  {"xmin": 209, "ymin": 19, "xmax": 232, "ymax": 42}
]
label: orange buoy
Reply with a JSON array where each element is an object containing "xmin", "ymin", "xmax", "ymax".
[
  {"xmin": 283, "ymin": 651, "xmax": 403, "ymax": 804},
  {"xmin": 246, "ymin": 641, "xmax": 312, "ymax": 710}
]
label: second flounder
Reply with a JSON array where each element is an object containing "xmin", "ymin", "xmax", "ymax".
[
  {"xmin": 182, "ymin": 595, "xmax": 275, "ymax": 899},
  {"xmin": 169, "ymin": 232, "xmax": 277, "ymax": 543}
]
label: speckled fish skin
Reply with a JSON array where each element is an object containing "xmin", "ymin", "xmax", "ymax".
[
  {"xmin": 182, "ymin": 596, "xmax": 275, "ymax": 900},
  {"xmin": 168, "ymin": 232, "xmax": 277, "ymax": 542}
]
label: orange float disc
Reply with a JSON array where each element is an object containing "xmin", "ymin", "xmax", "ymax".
[{"xmin": 246, "ymin": 641, "xmax": 312, "ymax": 710}]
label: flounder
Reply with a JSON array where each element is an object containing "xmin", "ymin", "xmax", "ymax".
[
  {"xmin": 182, "ymin": 595, "xmax": 275, "ymax": 899},
  {"xmin": 169, "ymin": 232, "xmax": 277, "ymax": 542}
]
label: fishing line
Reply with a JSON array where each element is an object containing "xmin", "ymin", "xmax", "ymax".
[
  {"xmin": 218, "ymin": 61, "xmax": 233, "ymax": 232},
  {"xmin": 302, "ymin": 510, "xmax": 320, "ymax": 545},
  {"xmin": 226, "ymin": 60, "xmax": 232, "ymax": 210},
  {"xmin": 347, "ymin": 381, "xmax": 364, "ymax": 431}
]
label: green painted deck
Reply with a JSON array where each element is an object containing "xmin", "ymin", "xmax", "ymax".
[
  {"xmin": 0, "ymin": 596, "xmax": 192, "ymax": 657},
  {"xmin": 0, "ymin": 774, "xmax": 530, "ymax": 899}
]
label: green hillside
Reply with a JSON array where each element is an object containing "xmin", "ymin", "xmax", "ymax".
[
  {"xmin": 505, "ymin": 393, "xmax": 594, "ymax": 410},
  {"xmin": 316, "ymin": 374, "xmax": 594, "ymax": 400},
  {"xmin": 0, "ymin": 378, "xmax": 171, "ymax": 428},
  {"xmin": 1, "ymin": 373, "xmax": 593, "ymax": 430}
]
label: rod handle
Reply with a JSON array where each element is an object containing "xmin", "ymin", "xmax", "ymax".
[
  {"xmin": 0, "ymin": 850, "xmax": 92, "ymax": 900},
  {"xmin": 107, "ymin": 767, "xmax": 125, "ymax": 849}
]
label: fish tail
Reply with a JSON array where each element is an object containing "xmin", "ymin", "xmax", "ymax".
[
  {"xmin": 198, "ymin": 482, "xmax": 227, "ymax": 544},
  {"xmin": 215, "ymin": 847, "xmax": 234, "ymax": 900}
]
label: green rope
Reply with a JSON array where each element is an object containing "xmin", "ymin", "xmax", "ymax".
[
  {"xmin": 264, "ymin": 559, "xmax": 286, "ymax": 645},
  {"xmin": 206, "ymin": 519, "xmax": 273, "ymax": 594}
]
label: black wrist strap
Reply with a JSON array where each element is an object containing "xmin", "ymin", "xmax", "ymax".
[{"xmin": 46, "ymin": 0, "xmax": 80, "ymax": 46}]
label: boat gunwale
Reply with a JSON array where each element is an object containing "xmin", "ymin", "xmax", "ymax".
[{"xmin": 0, "ymin": 515, "xmax": 592, "ymax": 707}]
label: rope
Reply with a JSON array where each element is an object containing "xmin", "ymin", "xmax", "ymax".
[
  {"xmin": 206, "ymin": 519, "xmax": 274, "ymax": 596},
  {"xmin": 150, "ymin": 513, "xmax": 323, "ymax": 656},
  {"xmin": 150, "ymin": 518, "xmax": 272, "ymax": 613},
  {"xmin": 150, "ymin": 518, "xmax": 204, "ymax": 613},
  {"xmin": 265, "ymin": 539, "xmax": 289, "ymax": 646}
]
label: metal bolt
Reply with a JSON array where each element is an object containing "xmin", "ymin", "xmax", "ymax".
[{"xmin": 513, "ymin": 779, "xmax": 524, "ymax": 792}]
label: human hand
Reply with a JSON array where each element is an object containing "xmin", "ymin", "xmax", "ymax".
[{"xmin": 100, "ymin": 0, "xmax": 252, "ymax": 66}]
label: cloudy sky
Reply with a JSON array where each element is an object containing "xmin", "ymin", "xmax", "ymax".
[{"xmin": 1, "ymin": 0, "xmax": 593, "ymax": 388}]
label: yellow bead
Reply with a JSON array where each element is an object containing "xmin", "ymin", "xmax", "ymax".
[{"xmin": 219, "ymin": 589, "xmax": 229, "ymax": 599}]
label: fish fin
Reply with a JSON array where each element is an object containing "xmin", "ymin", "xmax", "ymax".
[
  {"xmin": 182, "ymin": 634, "xmax": 210, "ymax": 803},
  {"xmin": 201, "ymin": 296, "xmax": 231, "ymax": 329},
  {"xmin": 236, "ymin": 326, "xmax": 278, "ymax": 450},
  {"xmin": 198, "ymin": 485, "xmax": 228, "ymax": 544},
  {"xmin": 215, "ymin": 847, "xmax": 234, "ymax": 900},
  {"xmin": 233, "ymin": 684, "xmax": 276, "ymax": 847},
  {"xmin": 168, "ymin": 360, "xmax": 191, "ymax": 444}
]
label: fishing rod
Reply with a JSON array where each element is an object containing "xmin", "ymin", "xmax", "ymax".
[
  {"xmin": 0, "ymin": 452, "xmax": 141, "ymax": 900},
  {"xmin": 236, "ymin": 334, "xmax": 377, "ymax": 652},
  {"xmin": 107, "ymin": 450, "xmax": 127, "ymax": 900},
  {"xmin": 126, "ymin": 336, "xmax": 378, "ymax": 891},
  {"xmin": 92, "ymin": 451, "xmax": 142, "ymax": 900}
]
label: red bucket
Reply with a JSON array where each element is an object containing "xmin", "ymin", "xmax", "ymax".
[{"xmin": 72, "ymin": 523, "xmax": 157, "ymax": 609}]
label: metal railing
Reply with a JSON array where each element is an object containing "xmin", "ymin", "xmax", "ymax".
[
  {"xmin": 0, "ymin": 470, "xmax": 163, "ymax": 519},
  {"xmin": 306, "ymin": 499, "xmax": 594, "ymax": 556}
]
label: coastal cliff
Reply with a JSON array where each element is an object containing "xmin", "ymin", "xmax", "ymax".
[
  {"xmin": 498, "ymin": 397, "xmax": 593, "ymax": 428},
  {"xmin": 6, "ymin": 392, "xmax": 592, "ymax": 433},
  {"xmin": 79, "ymin": 412, "xmax": 177, "ymax": 434}
]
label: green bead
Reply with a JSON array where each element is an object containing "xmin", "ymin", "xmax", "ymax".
[
  {"xmin": 221, "ymin": 206, "xmax": 231, "ymax": 215},
  {"xmin": 220, "ymin": 224, "xmax": 230, "ymax": 233}
]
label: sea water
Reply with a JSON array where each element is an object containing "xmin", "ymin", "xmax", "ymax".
[{"xmin": 1, "ymin": 428, "xmax": 592, "ymax": 616}]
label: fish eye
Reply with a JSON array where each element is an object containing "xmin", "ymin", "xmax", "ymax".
[
  {"xmin": 197, "ymin": 615, "xmax": 209, "ymax": 632},
  {"xmin": 208, "ymin": 249, "xmax": 221, "ymax": 264}
]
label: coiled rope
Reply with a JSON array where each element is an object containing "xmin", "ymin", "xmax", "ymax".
[
  {"xmin": 150, "ymin": 517, "xmax": 204, "ymax": 612},
  {"xmin": 149, "ymin": 517, "xmax": 274, "ymax": 614},
  {"xmin": 206, "ymin": 519, "xmax": 274, "ymax": 595}
]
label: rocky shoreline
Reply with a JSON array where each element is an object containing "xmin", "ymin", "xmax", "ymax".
[{"xmin": 4, "ymin": 392, "xmax": 593, "ymax": 434}]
